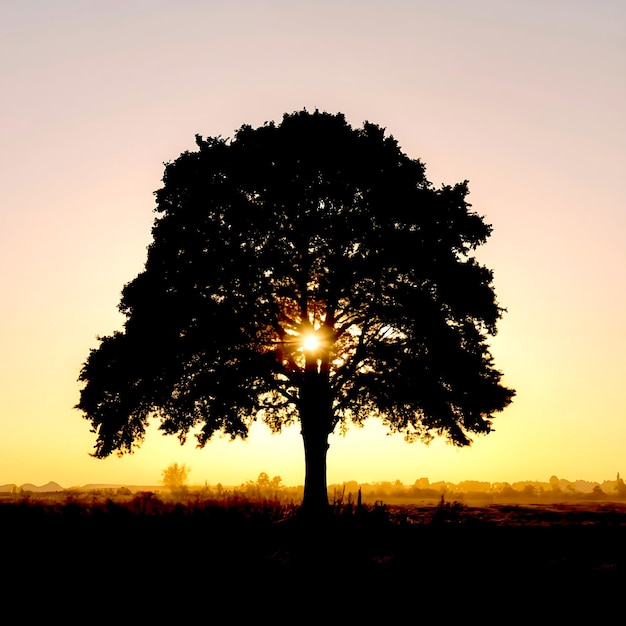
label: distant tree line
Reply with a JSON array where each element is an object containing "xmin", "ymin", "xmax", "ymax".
[
  {"xmin": 3, "ymin": 473, "xmax": 626, "ymax": 504},
  {"xmin": 155, "ymin": 471, "xmax": 626, "ymax": 504},
  {"xmin": 328, "ymin": 473, "xmax": 626, "ymax": 504}
]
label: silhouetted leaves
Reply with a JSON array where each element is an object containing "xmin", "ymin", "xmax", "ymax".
[{"xmin": 77, "ymin": 110, "xmax": 514, "ymax": 509}]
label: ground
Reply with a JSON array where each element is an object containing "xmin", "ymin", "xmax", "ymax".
[{"xmin": 3, "ymin": 496, "xmax": 624, "ymax": 619}]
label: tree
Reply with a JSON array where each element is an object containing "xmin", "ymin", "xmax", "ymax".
[
  {"xmin": 76, "ymin": 110, "xmax": 515, "ymax": 514},
  {"xmin": 161, "ymin": 462, "xmax": 190, "ymax": 497},
  {"xmin": 245, "ymin": 472, "xmax": 284, "ymax": 499}
]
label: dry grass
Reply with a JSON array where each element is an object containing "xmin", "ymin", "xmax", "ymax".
[{"xmin": 2, "ymin": 491, "xmax": 624, "ymax": 619}]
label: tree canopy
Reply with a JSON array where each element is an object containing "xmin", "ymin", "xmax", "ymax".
[{"xmin": 77, "ymin": 110, "xmax": 514, "ymax": 511}]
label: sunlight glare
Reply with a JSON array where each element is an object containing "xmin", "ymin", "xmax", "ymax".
[{"xmin": 301, "ymin": 332, "xmax": 320, "ymax": 352}]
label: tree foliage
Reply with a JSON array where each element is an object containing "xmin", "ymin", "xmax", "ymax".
[
  {"xmin": 77, "ymin": 110, "xmax": 514, "ymax": 509},
  {"xmin": 161, "ymin": 462, "xmax": 190, "ymax": 496}
]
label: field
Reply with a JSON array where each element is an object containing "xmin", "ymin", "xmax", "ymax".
[{"xmin": 3, "ymin": 493, "xmax": 625, "ymax": 619}]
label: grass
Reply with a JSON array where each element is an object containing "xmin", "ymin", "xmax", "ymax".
[{"xmin": 3, "ymin": 491, "xmax": 624, "ymax": 619}]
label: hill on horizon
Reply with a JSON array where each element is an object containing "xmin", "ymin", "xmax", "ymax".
[{"xmin": 0, "ymin": 481, "xmax": 65, "ymax": 493}]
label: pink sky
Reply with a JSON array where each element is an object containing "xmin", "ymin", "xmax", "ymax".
[{"xmin": 1, "ymin": 1, "xmax": 625, "ymax": 488}]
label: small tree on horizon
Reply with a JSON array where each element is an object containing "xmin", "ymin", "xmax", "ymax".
[
  {"xmin": 76, "ymin": 110, "xmax": 514, "ymax": 515},
  {"xmin": 161, "ymin": 462, "xmax": 190, "ymax": 497}
]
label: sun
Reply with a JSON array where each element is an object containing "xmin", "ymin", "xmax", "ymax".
[{"xmin": 301, "ymin": 332, "xmax": 320, "ymax": 353}]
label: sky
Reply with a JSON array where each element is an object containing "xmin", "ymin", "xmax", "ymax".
[{"xmin": 1, "ymin": 0, "xmax": 624, "ymax": 489}]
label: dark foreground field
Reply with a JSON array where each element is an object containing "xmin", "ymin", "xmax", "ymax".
[{"xmin": 3, "ymin": 496, "xmax": 625, "ymax": 620}]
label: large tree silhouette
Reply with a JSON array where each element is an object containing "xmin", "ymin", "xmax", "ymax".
[{"xmin": 77, "ymin": 110, "xmax": 514, "ymax": 512}]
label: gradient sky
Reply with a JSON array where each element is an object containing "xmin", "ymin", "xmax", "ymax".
[{"xmin": 1, "ymin": 1, "xmax": 624, "ymax": 488}]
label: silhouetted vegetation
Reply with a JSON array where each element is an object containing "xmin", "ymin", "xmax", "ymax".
[
  {"xmin": 76, "ymin": 110, "xmax": 514, "ymax": 514},
  {"xmin": 161, "ymin": 462, "xmax": 191, "ymax": 497},
  {"xmin": 328, "ymin": 473, "xmax": 626, "ymax": 505},
  {"xmin": 3, "ymin": 488, "xmax": 625, "ymax": 616}
]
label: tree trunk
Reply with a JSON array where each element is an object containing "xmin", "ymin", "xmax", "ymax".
[
  {"xmin": 301, "ymin": 425, "xmax": 330, "ymax": 513},
  {"xmin": 299, "ymin": 357, "xmax": 333, "ymax": 515}
]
